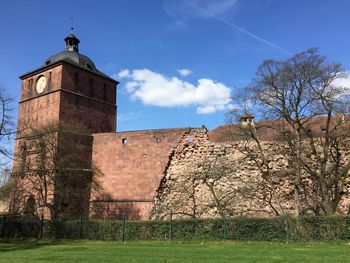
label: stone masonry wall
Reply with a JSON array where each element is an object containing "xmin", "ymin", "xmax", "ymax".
[
  {"xmin": 92, "ymin": 128, "xmax": 192, "ymax": 219},
  {"xmin": 151, "ymin": 128, "xmax": 350, "ymax": 219},
  {"xmin": 60, "ymin": 63, "xmax": 117, "ymax": 133}
]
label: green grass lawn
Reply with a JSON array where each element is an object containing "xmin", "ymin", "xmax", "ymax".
[{"xmin": 1, "ymin": 240, "xmax": 350, "ymax": 263}]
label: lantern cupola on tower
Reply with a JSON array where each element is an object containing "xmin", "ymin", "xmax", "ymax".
[
  {"xmin": 240, "ymin": 112, "xmax": 255, "ymax": 128},
  {"xmin": 43, "ymin": 30, "xmax": 98, "ymax": 72},
  {"xmin": 64, "ymin": 33, "xmax": 80, "ymax": 52}
]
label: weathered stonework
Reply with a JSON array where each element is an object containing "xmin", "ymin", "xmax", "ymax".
[
  {"xmin": 11, "ymin": 34, "xmax": 118, "ymax": 219},
  {"xmin": 11, "ymin": 33, "xmax": 350, "ymax": 221},
  {"xmin": 92, "ymin": 128, "xmax": 193, "ymax": 219},
  {"xmin": 150, "ymin": 127, "xmax": 350, "ymax": 219}
]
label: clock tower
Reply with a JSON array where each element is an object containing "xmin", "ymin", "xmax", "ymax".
[
  {"xmin": 17, "ymin": 33, "xmax": 118, "ymax": 133},
  {"xmin": 12, "ymin": 33, "xmax": 118, "ymax": 219}
]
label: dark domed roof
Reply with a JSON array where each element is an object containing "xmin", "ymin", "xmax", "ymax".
[
  {"xmin": 44, "ymin": 51, "xmax": 97, "ymax": 71},
  {"xmin": 20, "ymin": 32, "xmax": 118, "ymax": 83},
  {"xmin": 43, "ymin": 33, "xmax": 97, "ymax": 71}
]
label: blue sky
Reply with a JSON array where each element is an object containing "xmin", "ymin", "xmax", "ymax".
[{"xmin": 1, "ymin": 0, "xmax": 350, "ymax": 132}]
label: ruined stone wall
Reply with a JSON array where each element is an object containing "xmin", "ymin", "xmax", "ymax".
[
  {"xmin": 151, "ymin": 128, "xmax": 350, "ymax": 219},
  {"xmin": 90, "ymin": 125, "xmax": 350, "ymax": 220},
  {"xmin": 151, "ymin": 128, "xmax": 292, "ymax": 219},
  {"xmin": 92, "ymin": 127, "xmax": 299, "ymax": 220},
  {"xmin": 92, "ymin": 128, "xmax": 192, "ymax": 219}
]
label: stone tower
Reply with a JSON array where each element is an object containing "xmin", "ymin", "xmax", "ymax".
[
  {"xmin": 17, "ymin": 33, "xmax": 118, "ymax": 133},
  {"xmin": 11, "ymin": 33, "xmax": 118, "ymax": 219}
]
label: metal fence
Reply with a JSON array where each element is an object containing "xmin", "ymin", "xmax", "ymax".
[{"xmin": 1, "ymin": 214, "xmax": 350, "ymax": 242}]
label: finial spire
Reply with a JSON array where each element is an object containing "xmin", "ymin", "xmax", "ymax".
[{"xmin": 70, "ymin": 17, "xmax": 74, "ymax": 34}]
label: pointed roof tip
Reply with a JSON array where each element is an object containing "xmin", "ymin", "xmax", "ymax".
[
  {"xmin": 65, "ymin": 34, "xmax": 80, "ymax": 42},
  {"xmin": 70, "ymin": 17, "xmax": 75, "ymax": 34},
  {"xmin": 64, "ymin": 33, "xmax": 79, "ymax": 41},
  {"xmin": 240, "ymin": 112, "xmax": 255, "ymax": 119},
  {"xmin": 66, "ymin": 17, "xmax": 78, "ymax": 42}
]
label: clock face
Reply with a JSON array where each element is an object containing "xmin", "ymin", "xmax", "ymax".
[{"xmin": 36, "ymin": 76, "xmax": 47, "ymax": 94}]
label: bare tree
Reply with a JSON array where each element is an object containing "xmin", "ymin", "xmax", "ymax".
[
  {"xmin": 0, "ymin": 87, "xmax": 15, "ymax": 214},
  {"xmin": 0, "ymin": 86, "xmax": 15, "ymax": 163},
  {"xmin": 195, "ymin": 157, "xmax": 239, "ymax": 218},
  {"xmin": 156, "ymin": 166, "xmax": 204, "ymax": 219},
  {"xmin": 230, "ymin": 48, "xmax": 350, "ymax": 215},
  {"xmin": 151, "ymin": 163, "xmax": 204, "ymax": 220},
  {"xmin": 152, "ymin": 156, "xmax": 259, "ymax": 219},
  {"xmin": 11, "ymin": 121, "xmax": 100, "ymax": 219},
  {"xmin": 0, "ymin": 168, "xmax": 12, "ymax": 201}
]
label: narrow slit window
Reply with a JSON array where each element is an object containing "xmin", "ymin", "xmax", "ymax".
[
  {"xmin": 156, "ymin": 137, "xmax": 160, "ymax": 143},
  {"xmin": 74, "ymin": 73, "xmax": 80, "ymax": 85},
  {"xmin": 48, "ymin": 72, "xmax": 52, "ymax": 87},
  {"xmin": 103, "ymin": 84, "xmax": 107, "ymax": 100},
  {"xmin": 122, "ymin": 138, "xmax": 128, "ymax": 144},
  {"xmin": 89, "ymin": 79, "xmax": 94, "ymax": 97}
]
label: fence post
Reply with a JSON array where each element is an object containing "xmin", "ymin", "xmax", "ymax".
[
  {"xmin": 1, "ymin": 215, "xmax": 6, "ymax": 238},
  {"xmin": 223, "ymin": 212, "xmax": 228, "ymax": 240},
  {"xmin": 109, "ymin": 220, "xmax": 115, "ymax": 241},
  {"xmin": 169, "ymin": 210, "xmax": 173, "ymax": 241},
  {"xmin": 284, "ymin": 213, "xmax": 289, "ymax": 243},
  {"xmin": 122, "ymin": 213, "xmax": 126, "ymax": 242},
  {"xmin": 52, "ymin": 219, "xmax": 56, "ymax": 240},
  {"xmin": 39, "ymin": 214, "xmax": 44, "ymax": 239},
  {"xmin": 78, "ymin": 215, "xmax": 83, "ymax": 239}
]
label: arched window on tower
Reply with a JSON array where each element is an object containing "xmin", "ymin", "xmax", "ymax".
[{"xmin": 24, "ymin": 195, "xmax": 36, "ymax": 215}]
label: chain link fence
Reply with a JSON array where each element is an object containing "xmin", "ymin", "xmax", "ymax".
[{"xmin": 1, "ymin": 214, "xmax": 350, "ymax": 241}]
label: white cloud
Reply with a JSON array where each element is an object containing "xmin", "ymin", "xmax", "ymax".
[
  {"xmin": 335, "ymin": 73, "xmax": 350, "ymax": 93},
  {"xmin": 118, "ymin": 69, "xmax": 130, "ymax": 78},
  {"xmin": 197, "ymin": 105, "xmax": 216, "ymax": 114},
  {"xmin": 125, "ymin": 81, "xmax": 139, "ymax": 93},
  {"xmin": 177, "ymin": 69, "xmax": 192, "ymax": 76},
  {"xmin": 118, "ymin": 69, "xmax": 232, "ymax": 114}
]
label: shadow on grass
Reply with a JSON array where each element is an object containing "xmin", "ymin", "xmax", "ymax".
[{"xmin": 0, "ymin": 240, "xmax": 62, "ymax": 253}]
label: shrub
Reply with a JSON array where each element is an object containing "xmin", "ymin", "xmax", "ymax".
[{"xmin": 2, "ymin": 214, "xmax": 350, "ymax": 241}]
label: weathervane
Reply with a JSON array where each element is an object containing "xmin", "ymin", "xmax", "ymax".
[{"xmin": 70, "ymin": 17, "xmax": 74, "ymax": 34}]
